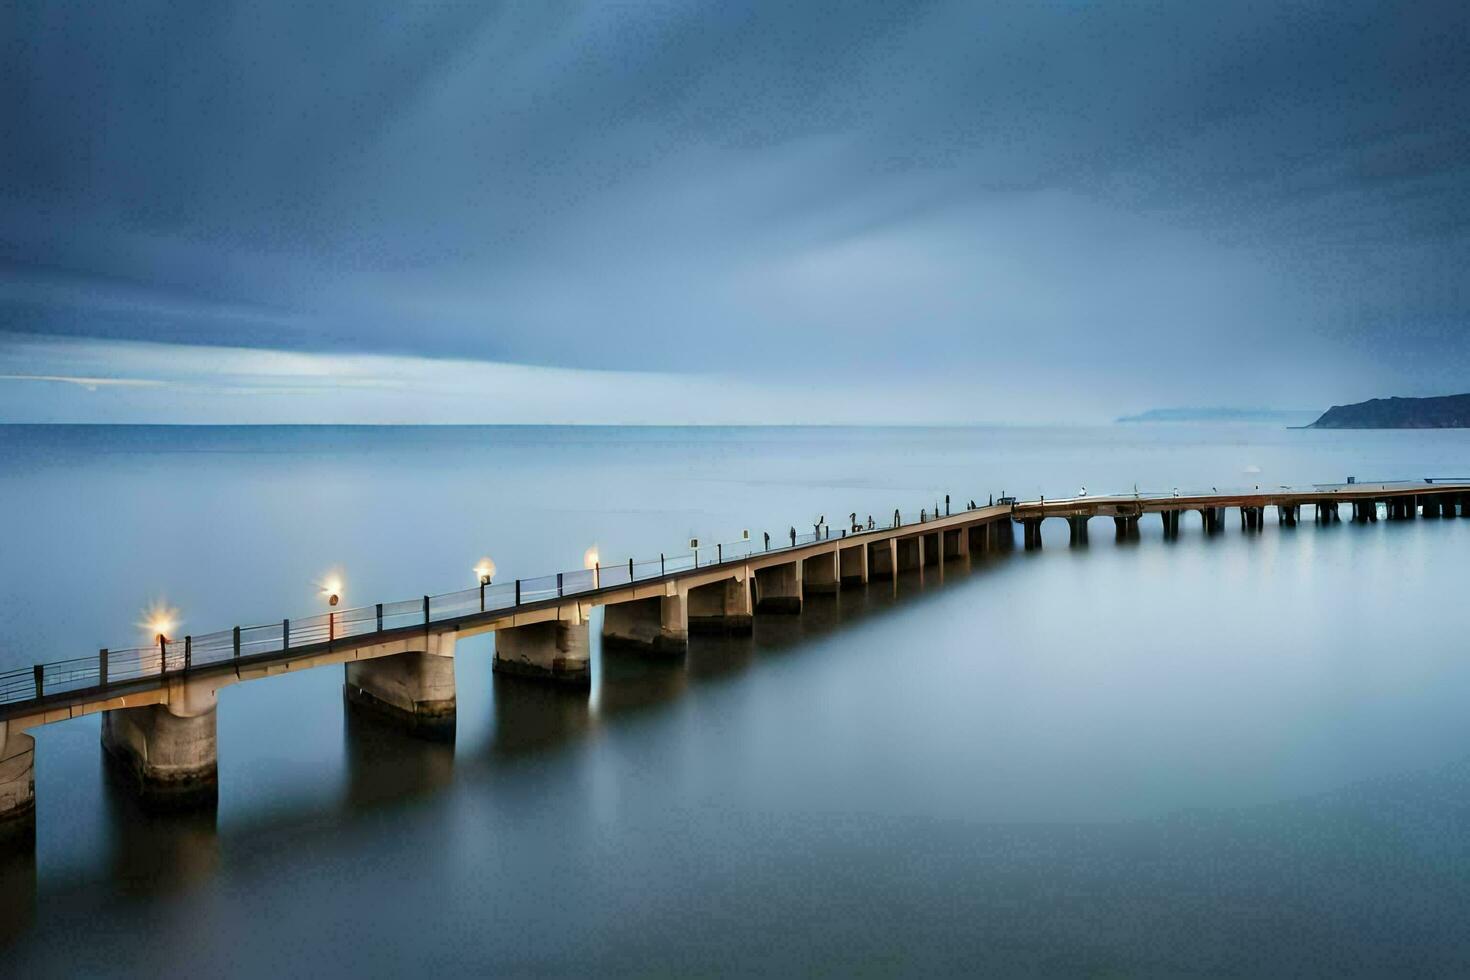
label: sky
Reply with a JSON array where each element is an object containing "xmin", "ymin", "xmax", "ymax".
[{"xmin": 2, "ymin": 1, "xmax": 1468, "ymax": 424}]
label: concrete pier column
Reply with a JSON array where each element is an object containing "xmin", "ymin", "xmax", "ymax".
[
  {"xmin": 102, "ymin": 678, "xmax": 219, "ymax": 804},
  {"xmin": 869, "ymin": 539, "xmax": 897, "ymax": 580},
  {"xmin": 604, "ymin": 592, "xmax": 691, "ymax": 653},
  {"xmin": 1160, "ymin": 510, "xmax": 1179, "ymax": 537},
  {"xmin": 494, "ymin": 607, "xmax": 591, "ymax": 686},
  {"xmin": 1423, "ymin": 496, "xmax": 1442, "ymax": 518},
  {"xmin": 895, "ymin": 536, "xmax": 924, "ymax": 569},
  {"xmin": 839, "ymin": 543, "xmax": 869, "ymax": 586},
  {"xmin": 1022, "ymin": 519, "xmax": 1043, "ymax": 550},
  {"xmin": 754, "ymin": 561, "xmax": 803, "ymax": 613},
  {"xmin": 686, "ymin": 576, "xmax": 753, "ymax": 635},
  {"xmin": 1067, "ymin": 516, "xmax": 1089, "ymax": 545},
  {"xmin": 345, "ymin": 633, "xmax": 457, "ymax": 738},
  {"xmin": 948, "ymin": 526, "xmax": 969, "ymax": 559},
  {"xmin": 1281, "ymin": 504, "xmax": 1298, "ymax": 526},
  {"xmin": 0, "ymin": 722, "xmax": 36, "ymax": 843},
  {"xmin": 802, "ymin": 549, "xmax": 840, "ymax": 595}
]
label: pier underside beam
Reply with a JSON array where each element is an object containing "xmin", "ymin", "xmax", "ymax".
[
  {"xmin": 0, "ymin": 723, "xmax": 35, "ymax": 844},
  {"xmin": 344, "ymin": 637, "xmax": 457, "ymax": 738},
  {"xmin": 754, "ymin": 561, "xmax": 802, "ymax": 613},
  {"xmin": 896, "ymin": 536, "xmax": 924, "ymax": 569},
  {"xmin": 102, "ymin": 684, "xmax": 219, "ymax": 805},
  {"xmin": 494, "ymin": 611, "xmax": 591, "ymax": 686}
]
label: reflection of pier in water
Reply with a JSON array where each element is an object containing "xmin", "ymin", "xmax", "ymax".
[{"xmin": 4, "ymin": 479, "xmax": 1470, "ymax": 854}]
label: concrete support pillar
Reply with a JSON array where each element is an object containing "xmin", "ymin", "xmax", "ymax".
[
  {"xmin": 1423, "ymin": 496, "xmax": 1442, "ymax": 518},
  {"xmin": 1161, "ymin": 510, "xmax": 1179, "ymax": 537},
  {"xmin": 1067, "ymin": 516, "xmax": 1089, "ymax": 545},
  {"xmin": 102, "ymin": 680, "xmax": 219, "ymax": 803},
  {"xmin": 802, "ymin": 549, "xmax": 840, "ymax": 595},
  {"xmin": 344, "ymin": 634, "xmax": 456, "ymax": 738},
  {"xmin": 684, "ymin": 577, "xmax": 752, "ymax": 635},
  {"xmin": 1112, "ymin": 514, "xmax": 1140, "ymax": 540},
  {"xmin": 0, "ymin": 722, "xmax": 36, "ymax": 843},
  {"xmin": 1281, "ymin": 504, "xmax": 1298, "ymax": 527},
  {"xmin": 754, "ymin": 561, "xmax": 803, "ymax": 613},
  {"xmin": 895, "ymin": 536, "xmax": 923, "ymax": 570},
  {"xmin": 839, "ymin": 543, "xmax": 869, "ymax": 586},
  {"xmin": 950, "ymin": 526, "xmax": 969, "ymax": 559},
  {"xmin": 966, "ymin": 523, "xmax": 989, "ymax": 555},
  {"xmin": 869, "ymin": 539, "xmax": 897, "ymax": 580},
  {"xmin": 1021, "ymin": 518, "xmax": 1044, "ymax": 550},
  {"xmin": 494, "ymin": 607, "xmax": 591, "ymax": 686},
  {"xmin": 604, "ymin": 592, "xmax": 691, "ymax": 653}
]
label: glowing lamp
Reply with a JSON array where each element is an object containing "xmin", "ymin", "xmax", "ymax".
[
  {"xmin": 474, "ymin": 558, "xmax": 496, "ymax": 585},
  {"xmin": 583, "ymin": 546, "xmax": 600, "ymax": 570}
]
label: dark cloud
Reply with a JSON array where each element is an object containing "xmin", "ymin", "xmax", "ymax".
[{"xmin": 2, "ymin": 0, "xmax": 1468, "ymax": 407}]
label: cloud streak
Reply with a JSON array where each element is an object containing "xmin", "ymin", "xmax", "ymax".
[{"xmin": 3, "ymin": 1, "xmax": 1468, "ymax": 419}]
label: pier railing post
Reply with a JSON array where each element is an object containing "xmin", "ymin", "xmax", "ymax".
[
  {"xmin": 556, "ymin": 573, "xmax": 564, "ymax": 597},
  {"xmin": 282, "ymin": 619, "xmax": 290, "ymax": 651},
  {"xmin": 660, "ymin": 553, "xmax": 666, "ymax": 575},
  {"xmin": 159, "ymin": 635, "xmax": 167, "ymax": 673},
  {"xmin": 628, "ymin": 557, "xmax": 634, "ymax": 581},
  {"xmin": 423, "ymin": 596, "xmax": 430, "ymax": 626},
  {"xmin": 33, "ymin": 664, "xmax": 43, "ymax": 699},
  {"xmin": 515, "ymin": 579, "xmax": 521, "ymax": 606},
  {"xmin": 480, "ymin": 581, "xmax": 486, "ymax": 612},
  {"xmin": 376, "ymin": 603, "xmax": 383, "ymax": 632},
  {"xmin": 594, "ymin": 561, "xmax": 600, "ymax": 590},
  {"xmin": 233, "ymin": 626, "xmax": 241, "ymax": 659},
  {"xmin": 99, "ymin": 648, "xmax": 108, "ymax": 687},
  {"xmin": 184, "ymin": 635, "xmax": 192, "ymax": 670},
  {"xmin": 718, "ymin": 543, "xmax": 723, "ymax": 563}
]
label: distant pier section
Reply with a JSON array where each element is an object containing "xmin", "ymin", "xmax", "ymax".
[{"xmin": 3, "ymin": 478, "xmax": 1469, "ymax": 843}]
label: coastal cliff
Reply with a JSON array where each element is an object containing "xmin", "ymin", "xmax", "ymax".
[{"xmin": 1310, "ymin": 394, "xmax": 1470, "ymax": 429}]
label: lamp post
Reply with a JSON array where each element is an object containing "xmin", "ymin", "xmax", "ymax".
[{"xmin": 474, "ymin": 558, "xmax": 496, "ymax": 612}]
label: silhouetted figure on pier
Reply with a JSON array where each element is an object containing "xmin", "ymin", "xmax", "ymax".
[
  {"xmin": 763, "ymin": 531, "xmax": 770, "ymax": 551},
  {"xmin": 789, "ymin": 527, "xmax": 796, "ymax": 546},
  {"xmin": 893, "ymin": 509, "xmax": 900, "ymax": 527}
]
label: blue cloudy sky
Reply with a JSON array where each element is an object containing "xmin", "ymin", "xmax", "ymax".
[{"xmin": 2, "ymin": 1, "xmax": 1468, "ymax": 423}]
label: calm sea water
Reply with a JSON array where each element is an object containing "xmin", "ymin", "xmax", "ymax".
[{"xmin": 3, "ymin": 423, "xmax": 1470, "ymax": 975}]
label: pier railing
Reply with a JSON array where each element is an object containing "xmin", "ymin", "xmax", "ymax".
[
  {"xmin": 2, "ymin": 479, "xmax": 1461, "ymax": 708},
  {"xmin": 0, "ymin": 496, "xmax": 996, "ymax": 706}
]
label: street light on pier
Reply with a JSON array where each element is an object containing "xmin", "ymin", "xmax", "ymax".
[
  {"xmin": 474, "ymin": 557, "xmax": 496, "ymax": 611},
  {"xmin": 320, "ymin": 574, "xmax": 344, "ymax": 641}
]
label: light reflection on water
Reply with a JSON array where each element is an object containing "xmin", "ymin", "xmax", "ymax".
[{"xmin": 3, "ymin": 424, "xmax": 1470, "ymax": 974}]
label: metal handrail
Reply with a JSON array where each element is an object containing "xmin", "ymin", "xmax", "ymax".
[{"xmin": 4, "ymin": 479, "xmax": 1466, "ymax": 708}]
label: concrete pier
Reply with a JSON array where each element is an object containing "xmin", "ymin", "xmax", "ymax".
[
  {"xmin": 1160, "ymin": 510, "xmax": 1180, "ymax": 537},
  {"xmin": 1022, "ymin": 518, "xmax": 1044, "ymax": 550},
  {"xmin": 1200, "ymin": 507, "xmax": 1226, "ymax": 533},
  {"xmin": 1113, "ymin": 514, "xmax": 1140, "ymax": 540},
  {"xmin": 344, "ymin": 634, "xmax": 457, "ymax": 738},
  {"xmin": 838, "ymin": 542, "xmax": 869, "ymax": 586},
  {"xmin": 868, "ymin": 539, "xmax": 897, "ymax": 580},
  {"xmin": 1279, "ymin": 504, "xmax": 1299, "ymax": 526},
  {"xmin": 494, "ymin": 609, "xmax": 591, "ymax": 686},
  {"xmin": 754, "ymin": 561, "xmax": 803, "ymax": 613},
  {"xmin": 801, "ymin": 550, "xmax": 840, "ymax": 595},
  {"xmin": 0, "ymin": 722, "xmax": 35, "ymax": 841},
  {"xmin": 101, "ymin": 683, "xmax": 219, "ymax": 804},
  {"xmin": 690, "ymin": 577, "xmax": 753, "ymax": 634},
  {"xmin": 604, "ymin": 594, "xmax": 690, "ymax": 654},
  {"xmin": 1067, "ymin": 516, "xmax": 1089, "ymax": 545}
]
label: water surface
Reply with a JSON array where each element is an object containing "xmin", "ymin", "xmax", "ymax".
[{"xmin": 3, "ymin": 424, "xmax": 1470, "ymax": 975}]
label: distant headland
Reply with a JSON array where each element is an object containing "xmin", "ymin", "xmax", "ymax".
[{"xmin": 1309, "ymin": 394, "xmax": 1470, "ymax": 429}]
